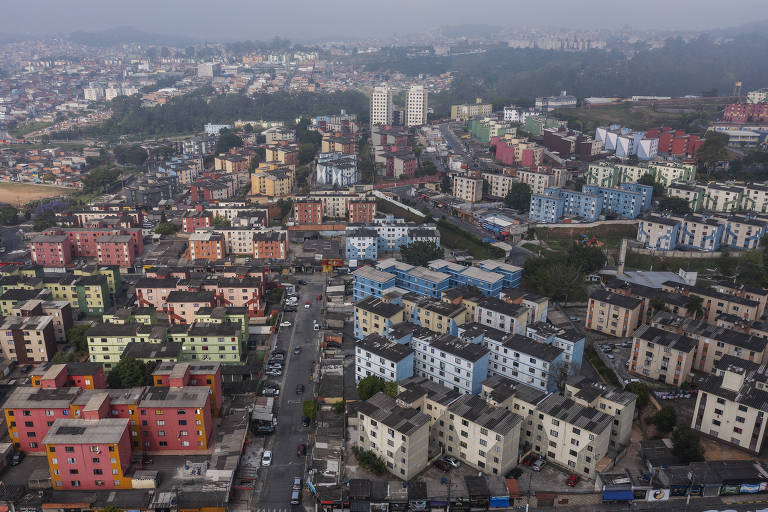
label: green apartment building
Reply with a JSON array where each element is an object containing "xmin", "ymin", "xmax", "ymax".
[
  {"xmin": 194, "ymin": 306, "xmax": 249, "ymax": 344},
  {"xmin": 587, "ymin": 161, "xmax": 696, "ymax": 188},
  {"xmin": 87, "ymin": 323, "xmax": 168, "ymax": 370},
  {"xmin": 168, "ymin": 322, "xmax": 242, "ymax": 363}
]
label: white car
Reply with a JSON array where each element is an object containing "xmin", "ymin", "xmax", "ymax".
[
  {"xmin": 262, "ymin": 450, "xmax": 273, "ymax": 466},
  {"xmin": 304, "ymin": 303, "xmax": 310, "ymax": 309},
  {"xmin": 279, "ymin": 321, "xmax": 291, "ymax": 327}
]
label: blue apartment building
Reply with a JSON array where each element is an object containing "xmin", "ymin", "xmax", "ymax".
[
  {"xmin": 678, "ymin": 215, "xmax": 724, "ymax": 251},
  {"xmin": 636, "ymin": 215, "xmax": 681, "ymax": 250},
  {"xmin": 529, "ymin": 188, "xmax": 603, "ymax": 223},
  {"xmin": 429, "ymin": 259, "xmax": 504, "ymax": 297},
  {"xmin": 346, "ymin": 228, "xmax": 379, "ymax": 261},
  {"xmin": 526, "ymin": 322, "xmax": 585, "ymax": 376},
  {"xmin": 475, "ymin": 259, "xmax": 523, "ymax": 289},
  {"xmin": 720, "ymin": 216, "xmax": 768, "ymax": 249},
  {"xmin": 376, "ymin": 259, "xmax": 451, "ymax": 298},
  {"xmin": 582, "ymin": 183, "xmax": 653, "ymax": 219},
  {"xmin": 352, "ymin": 265, "xmax": 397, "ymax": 302}
]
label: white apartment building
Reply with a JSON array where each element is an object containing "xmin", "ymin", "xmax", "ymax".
[
  {"xmin": 482, "ymin": 172, "xmax": 516, "ymax": 199},
  {"xmin": 474, "ymin": 297, "xmax": 528, "ymax": 335},
  {"xmin": 516, "ymin": 169, "xmax": 557, "ymax": 195},
  {"xmin": 357, "ymin": 392, "xmax": 430, "ymax": 480},
  {"xmin": 355, "ymin": 333, "xmax": 414, "ymax": 383},
  {"xmin": 411, "ymin": 332, "xmax": 489, "ymax": 395},
  {"xmin": 405, "ymin": 85, "xmax": 428, "ymax": 127},
  {"xmin": 198, "ymin": 227, "xmax": 261, "ymax": 255},
  {"xmin": 370, "ymin": 86, "xmax": 393, "ymax": 127}
]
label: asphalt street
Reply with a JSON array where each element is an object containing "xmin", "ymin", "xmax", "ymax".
[{"xmin": 256, "ymin": 274, "xmax": 325, "ymax": 509}]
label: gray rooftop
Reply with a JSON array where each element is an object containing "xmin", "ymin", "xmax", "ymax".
[
  {"xmin": 357, "ymin": 392, "xmax": 430, "ymax": 436},
  {"xmin": 43, "ymin": 418, "xmax": 129, "ymax": 445}
]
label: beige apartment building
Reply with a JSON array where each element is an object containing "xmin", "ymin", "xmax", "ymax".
[
  {"xmin": 586, "ymin": 290, "xmax": 643, "ymax": 338},
  {"xmin": 714, "ymin": 282, "xmax": 768, "ymax": 318},
  {"xmin": 630, "ymin": 325, "xmax": 697, "ymax": 387},
  {"xmin": 354, "ymin": 297, "xmax": 406, "ymax": 338},
  {"xmin": 565, "ymin": 375, "xmax": 637, "ymax": 449},
  {"xmin": 692, "ymin": 355, "xmax": 768, "ymax": 454},
  {"xmin": 662, "ymin": 282, "xmax": 762, "ymax": 325},
  {"xmin": 436, "ymin": 394, "xmax": 521, "ymax": 476},
  {"xmin": 482, "ymin": 172, "xmax": 516, "ymax": 199},
  {"xmin": 356, "ymin": 392, "xmax": 430, "ymax": 480},
  {"xmin": 453, "ymin": 175, "xmax": 484, "ymax": 203},
  {"xmin": 401, "ymin": 294, "xmax": 466, "ymax": 335},
  {"xmin": 516, "ymin": 169, "xmax": 557, "ymax": 195},
  {"xmin": 667, "ymin": 183, "xmax": 705, "ymax": 211},
  {"xmin": 0, "ymin": 316, "xmax": 57, "ymax": 363},
  {"xmin": 650, "ymin": 312, "xmax": 768, "ymax": 374},
  {"xmin": 250, "ymin": 169, "xmax": 294, "ymax": 198}
]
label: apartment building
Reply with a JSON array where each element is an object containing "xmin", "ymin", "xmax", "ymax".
[
  {"xmin": 265, "ymin": 145, "xmax": 299, "ymax": 169},
  {"xmin": 345, "ymin": 228, "xmax": 378, "ymax": 261},
  {"xmin": 188, "ymin": 232, "xmax": 226, "ymax": 261},
  {"xmin": 714, "ymin": 282, "xmax": 768, "ymax": 318},
  {"xmin": 253, "ymin": 231, "xmax": 288, "ymax": 260},
  {"xmin": 586, "ymin": 290, "xmax": 643, "ymax": 338},
  {"xmin": 529, "ymin": 188, "xmax": 603, "ymax": 223},
  {"xmin": 667, "ymin": 183, "xmax": 705, "ymax": 212},
  {"xmin": 354, "ymin": 296, "xmax": 406, "ymax": 339},
  {"xmin": 692, "ymin": 356, "xmax": 768, "ymax": 454},
  {"xmin": 315, "ymin": 152, "xmax": 358, "ymax": 187},
  {"xmin": 30, "ymin": 362, "xmax": 106, "ymax": 390},
  {"xmin": 348, "ymin": 198, "xmax": 377, "ymax": 224},
  {"xmin": 476, "ymin": 260, "xmax": 523, "ymax": 290},
  {"xmin": 182, "ymin": 210, "xmax": 212, "ymax": 233},
  {"xmin": 87, "ymin": 323, "xmax": 163, "ymax": 369},
  {"xmin": 411, "ymin": 331, "xmax": 488, "ymax": 395},
  {"xmin": 370, "ymin": 86, "xmax": 394, "ymax": 127},
  {"xmin": 378, "ymin": 259, "xmax": 452, "ymax": 299},
  {"xmin": 405, "ymin": 85, "xmax": 428, "ymax": 127},
  {"xmin": 196, "ymin": 227, "xmax": 261, "ymax": 255},
  {"xmin": 529, "ymin": 394, "xmax": 613, "ymax": 478},
  {"xmin": 587, "ymin": 161, "xmax": 696, "ymax": 188},
  {"xmin": 137, "ymin": 386, "xmax": 214, "ymax": 451},
  {"xmin": 565, "ymin": 375, "xmax": 637, "ymax": 449},
  {"xmin": 355, "ymin": 333, "xmax": 414, "ymax": 383},
  {"xmin": 459, "ymin": 323, "xmax": 564, "ymax": 392},
  {"xmin": 321, "ymin": 135, "xmax": 356, "ymax": 155},
  {"xmin": 30, "ymin": 234, "xmax": 73, "ymax": 267},
  {"xmin": 650, "ymin": 312, "xmax": 767, "ymax": 374},
  {"xmin": 0, "ymin": 288, "xmax": 52, "ymax": 315},
  {"xmin": 152, "ymin": 361, "xmax": 223, "ymax": 417},
  {"xmin": 356, "ymin": 392, "xmax": 430, "ymax": 480},
  {"xmin": 169, "ymin": 322, "xmax": 242, "ymax": 363},
  {"xmin": 526, "ymin": 322, "xmax": 585, "ymax": 375},
  {"xmin": 581, "ymin": 183, "xmax": 653, "ymax": 218},
  {"xmin": 250, "ymin": 168, "xmax": 294, "ymax": 198},
  {"xmin": 428, "ymin": 260, "xmax": 505, "ymax": 298},
  {"xmin": 453, "ymin": 175, "xmax": 484, "ymax": 203},
  {"xmin": 45, "ymin": 418, "xmax": 133, "ymax": 490},
  {"xmin": 3, "ymin": 386, "xmax": 83, "ymax": 452},
  {"xmin": 402, "ymin": 294, "xmax": 468, "ymax": 336},
  {"xmin": 630, "ymin": 325, "xmax": 697, "ymax": 386},
  {"xmin": 436, "ymin": 394, "xmax": 522, "ymax": 476},
  {"xmin": 12, "ymin": 299, "xmax": 72, "ymax": 343},
  {"xmin": 165, "ymin": 291, "xmax": 216, "ymax": 324},
  {"xmin": 482, "ymin": 172, "xmax": 516, "ymax": 199},
  {"xmin": 516, "ymin": 168, "xmax": 560, "ymax": 195},
  {"xmin": 352, "ymin": 266, "xmax": 396, "ymax": 302},
  {"xmin": 0, "ymin": 315, "xmax": 57, "ymax": 363},
  {"xmin": 293, "ymin": 199, "xmax": 323, "ymax": 225},
  {"xmin": 661, "ymin": 281, "xmax": 762, "ymax": 324},
  {"xmin": 450, "ymin": 102, "xmax": 493, "ymax": 121},
  {"xmin": 474, "ymin": 296, "xmax": 528, "ymax": 335},
  {"xmin": 636, "ymin": 215, "xmax": 682, "ymax": 250}
]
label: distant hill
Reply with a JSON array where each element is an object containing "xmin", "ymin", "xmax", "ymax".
[{"xmin": 66, "ymin": 27, "xmax": 198, "ymax": 47}]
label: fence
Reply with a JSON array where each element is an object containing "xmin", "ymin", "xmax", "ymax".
[
  {"xmin": 371, "ymin": 190, "xmax": 426, "ymax": 218},
  {"xmin": 629, "ymin": 247, "xmax": 724, "ymax": 258}
]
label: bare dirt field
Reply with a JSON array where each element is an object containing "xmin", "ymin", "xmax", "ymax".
[{"xmin": 0, "ymin": 182, "xmax": 73, "ymax": 206}]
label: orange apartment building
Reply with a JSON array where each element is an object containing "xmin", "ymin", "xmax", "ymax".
[
  {"xmin": 253, "ymin": 231, "xmax": 288, "ymax": 260},
  {"xmin": 349, "ymin": 198, "xmax": 377, "ymax": 224},
  {"xmin": 294, "ymin": 199, "xmax": 323, "ymax": 224},
  {"xmin": 188, "ymin": 232, "xmax": 226, "ymax": 260}
]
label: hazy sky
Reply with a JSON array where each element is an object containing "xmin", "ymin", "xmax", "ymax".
[{"xmin": 3, "ymin": 0, "xmax": 768, "ymax": 42}]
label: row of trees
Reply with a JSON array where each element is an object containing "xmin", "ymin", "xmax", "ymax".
[{"xmin": 523, "ymin": 242, "xmax": 606, "ymax": 302}]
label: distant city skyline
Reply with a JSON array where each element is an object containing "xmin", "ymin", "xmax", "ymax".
[{"xmin": 2, "ymin": 0, "xmax": 768, "ymax": 43}]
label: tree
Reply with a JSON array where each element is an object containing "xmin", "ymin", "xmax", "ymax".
[
  {"xmin": 302, "ymin": 400, "xmax": 318, "ymax": 419},
  {"xmin": 637, "ymin": 173, "xmax": 665, "ymax": 198},
  {"xmin": 566, "ymin": 242, "xmax": 606, "ymax": 275},
  {"xmin": 503, "ymin": 183, "xmax": 532, "ymax": 212},
  {"xmin": 82, "ymin": 168, "xmax": 120, "ymax": 193},
  {"xmin": 0, "ymin": 206, "xmax": 18, "ymax": 225},
  {"xmin": 113, "ymin": 145, "xmax": 148, "ymax": 166},
  {"xmin": 399, "ymin": 241, "xmax": 443, "ymax": 267},
  {"xmin": 672, "ymin": 426, "xmax": 704, "ymax": 463},
  {"xmin": 214, "ymin": 128, "xmax": 243, "ymax": 155},
  {"xmin": 686, "ymin": 295, "xmax": 705, "ymax": 320},
  {"xmin": 332, "ymin": 400, "xmax": 346, "ymax": 414},
  {"xmin": 298, "ymin": 143, "xmax": 316, "ymax": 165},
  {"xmin": 212, "ymin": 215, "xmax": 231, "ymax": 228},
  {"xmin": 697, "ymin": 132, "xmax": 729, "ymax": 172},
  {"xmin": 154, "ymin": 221, "xmax": 177, "ymax": 235},
  {"xmin": 357, "ymin": 375, "xmax": 397, "ymax": 401},
  {"xmin": 421, "ymin": 160, "xmax": 437, "ymax": 176},
  {"xmin": 33, "ymin": 210, "xmax": 58, "ymax": 232},
  {"xmin": 657, "ymin": 196, "xmax": 692, "ymax": 214},
  {"xmin": 624, "ymin": 382, "xmax": 650, "ymax": 411},
  {"xmin": 106, "ymin": 358, "xmax": 154, "ymax": 388},
  {"xmin": 652, "ymin": 406, "xmax": 678, "ymax": 433},
  {"xmin": 735, "ymin": 249, "xmax": 766, "ymax": 286},
  {"xmin": 66, "ymin": 325, "xmax": 91, "ymax": 352},
  {"xmin": 649, "ymin": 296, "xmax": 667, "ymax": 317},
  {"xmin": 441, "ymin": 174, "xmax": 452, "ymax": 193}
]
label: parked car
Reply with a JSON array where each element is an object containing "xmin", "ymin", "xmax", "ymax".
[
  {"xmin": 293, "ymin": 346, "xmax": 302, "ymax": 355},
  {"xmin": 607, "ymin": 354, "xmax": 615, "ymax": 359},
  {"xmin": 440, "ymin": 456, "xmax": 460, "ymax": 468},
  {"xmin": 279, "ymin": 321, "xmax": 291, "ymax": 327},
  {"xmin": 304, "ymin": 302, "xmax": 310, "ymax": 309},
  {"xmin": 532, "ymin": 459, "xmax": 546, "ymax": 472},
  {"xmin": 433, "ymin": 460, "xmax": 452, "ymax": 472},
  {"xmin": 298, "ymin": 280, "xmax": 307, "ymax": 285},
  {"xmin": 521, "ymin": 453, "xmax": 538, "ymax": 466},
  {"xmin": 297, "ymin": 443, "xmax": 306, "ymax": 456},
  {"xmin": 505, "ymin": 467, "xmax": 523, "ymax": 479},
  {"xmin": 290, "ymin": 489, "xmax": 301, "ymax": 505},
  {"xmin": 292, "ymin": 477, "xmax": 302, "ymax": 490},
  {"xmin": 261, "ymin": 384, "xmax": 280, "ymax": 396},
  {"xmin": 10, "ymin": 451, "xmax": 24, "ymax": 465},
  {"xmin": 566, "ymin": 474, "xmax": 581, "ymax": 487},
  {"xmin": 316, "ymin": 294, "xmax": 322, "ymax": 301},
  {"xmin": 302, "ymin": 416, "xmax": 311, "ymax": 427},
  {"xmin": 261, "ymin": 450, "xmax": 272, "ymax": 466},
  {"xmin": 296, "ymin": 384, "xmax": 305, "ymax": 395}
]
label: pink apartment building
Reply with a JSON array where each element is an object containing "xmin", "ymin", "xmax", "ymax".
[{"xmin": 30, "ymin": 234, "xmax": 73, "ymax": 267}]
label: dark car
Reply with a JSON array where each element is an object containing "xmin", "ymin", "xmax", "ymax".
[
  {"xmin": 298, "ymin": 280, "xmax": 307, "ymax": 285},
  {"xmin": 297, "ymin": 443, "xmax": 306, "ymax": 456},
  {"xmin": 505, "ymin": 467, "xmax": 523, "ymax": 479},
  {"xmin": 302, "ymin": 416, "xmax": 311, "ymax": 427},
  {"xmin": 296, "ymin": 384, "xmax": 305, "ymax": 395},
  {"xmin": 21, "ymin": 365, "xmax": 32, "ymax": 373},
  {"xmin": 10, "ymin": 451, "xmax": 24, "ymax": 465},
  {"xmin": 433, "ymin": 460, "xmax": 452, "ymax": 472},
  {"xmin": 521, "ymin": 453, "xmax": 538, "ymax": 466}
]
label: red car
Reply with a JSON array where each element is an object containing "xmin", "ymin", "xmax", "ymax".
[
  {"xmin": 297, "ymin": 443, "xmax": 306, "ymax": 456},
  {"xmin": 566, "ymin": 475, "xmax": 580, "ymax": 487},
  {"xmin": 521, "ymin": 453, "xmax": 538, "ymax": 466},
  {"xmin": 316, "ymin": 294, "xmax": 322, "ymax": 301}
]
